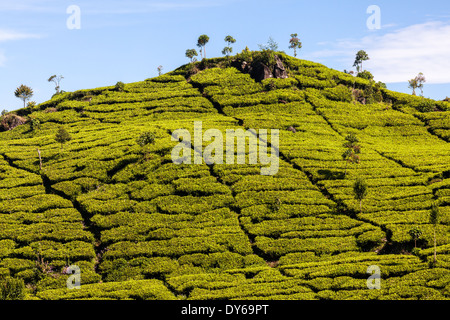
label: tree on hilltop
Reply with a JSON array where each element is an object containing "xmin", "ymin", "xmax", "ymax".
[
  {"xmin": 353, "ymin": 50, "xmax": 369, "ymax": 73},
  {"xmin": 289, "ymin": 33, "xmax": 302, "ymax": 57},
  {"xmin": 14, "ymin": 85, "xmax": 34, "ymax": 109},
  {"xmin": 48, "ymin": 75, "xmax": 64, "ymax": 94},
  {"xmin": 408, "ymin": 73, "xmax": 426, "ymax": 96},
  {"xmin": 222, "ymin": 35, "xmax": 236, "ymax": 59},
  {"xmin": 186, "ymin": 49, "xmax": 198, "ymax": 63},
  {"xmin": 197, "ymin": 35, "xmax": 210, "ymax": 59}
]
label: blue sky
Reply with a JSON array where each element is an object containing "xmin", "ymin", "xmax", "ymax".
[{"xmin": 1, "ymin": 0, "xmax": 450, "ymax": 111}]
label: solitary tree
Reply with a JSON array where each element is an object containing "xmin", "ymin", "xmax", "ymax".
[
  {"xmin": 48, "ymin": 75, "xmax": 64, "ymax": 94},
  {"xmin": 137, "ymin": 131, "xmax": 156, "ymax": 159},
  {"xmin": 408, "ymin": 73, "xmax": 426, "ymax": 96},
  {"xmin": 289, "ymin": 33, "xmax": 302, "ymax": 57},
  {"xmin": 14, "ymin": 85, "xmax": 34, "ymax": 109},
  {"xmin": 259, "ymin": 37, "xmax": 279, "ymax": 51},
  {"xmin": 197, "ymin": 35, "xmax": 210, "ymax": 59},
  {"xmin": 115, "ymin": 81, "xmax": 125, "ymax": 92},
  {"xmin": 342, "ymin": 134, "xmax": 361, "ymax": 177},
  {"xmin": 185, "ymin": 49, "xmax": 198, "ymax": 63},
  {"xmin": 55, "ymin": 127, "xmax": 72, "ymax": 150},
  {"xmin": 408, "ymin": 226, "xmax": 423, "ymax": 249},
  {"xmin": 222, "ymin": 35, "xmax": 236, "ymax": 58},
  {"xmin": 157, "ymin": 65, "xmax": 163, "ymax": 76},
  {"xmin": 136, "ymin": 131, "xmax": 156, "ymax": 147},
  {"xmin": 430, "ymin": 204, "xmax": 440, "ymax": 263},
  {"xmin": 353, "ymin": 178, "xmax": 368, "ymax": 214},
  {"xmin": 353, "ymin": 50, "xmax": 370, "ymax": 73}
]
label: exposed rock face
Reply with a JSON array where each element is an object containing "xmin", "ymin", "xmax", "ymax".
[
  {"xmin": 250, "ymin": 62, "xmax": 273, "ymax": 82},
  {"xmin": 0, "ymin": 114, "xmax": 27, "ymax": 131},
  {"xmin": 273, "ymin": 55, "xmax": 288, "ymax": 79},
  {"xmin": 233, "ymin": 54, "xmax": 288, "ymax": 82}
]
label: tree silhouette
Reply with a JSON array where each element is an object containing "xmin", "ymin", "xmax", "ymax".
[
  {"xmin": 353, "ymin": 50, "xmax": 369, "ymax": 73},
  {"xmin": 409, "ymin": 73, "xmax": 426, "ymax": 96},
  {"xmin": 222, "ymin": 35, "xmax": 236, "ymax": 59},
  {"xmin": 197, "ymin": 35, "xmax": 210, "ymax": 59},
  {"xmin": 14, "ymin": 85, "xmax": 34, "ymax": 109},
  {"xmin": 48, "ymin": 75, "xmax": 64, "ymax": 94},
  {"xmin": 185, "ymin": 49, "xmax": 198, "ymax": 63},
  {"xmin": 289, "ymin": 33, "xmax": 302, "ymax": 57}
]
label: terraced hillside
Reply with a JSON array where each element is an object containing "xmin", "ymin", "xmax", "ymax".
[{"xmin": 0, "ymin": 52, "xmax": 449, "ymax": 300}]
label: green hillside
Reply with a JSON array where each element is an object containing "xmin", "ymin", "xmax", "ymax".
[{"xmin": 0, "ymin": 51, "xmax": 449, "ymax": 300}]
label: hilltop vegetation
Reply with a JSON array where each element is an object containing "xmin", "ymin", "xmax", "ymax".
[{"xmin": 0, "ymin": 51, "xmax": 449, "ymax": 300}]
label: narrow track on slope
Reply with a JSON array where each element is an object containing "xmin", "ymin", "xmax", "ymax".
[
  {"xmin": 167, "ymin": 128, "xmax": 268, "ymax": 261},
  {"xmin": 0, "ymin": 152, "xmax": 105, "ymax": 276},
  {"xmin": 188, "ymin": 84, "xmax": 399, "ymax": 254}
]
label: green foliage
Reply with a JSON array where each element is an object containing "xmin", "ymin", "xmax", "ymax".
[
  {"xmin": 324, "ymin": 85, "xmax": 353, "ymax": 102},
  {"xmin": 289, "ymin": 33, "xmax": 302, "ymax": 57},
  {"xmin": 357, "ymin": 70, "xmax": 374, "ymax": 81},
  {"xmin": 55, "ymin": 126, "xmax": 72, "ymax": 150},
  {"xmin": 115, "ymin": 81, "xmax": 125, "ymax": 92},
  {"xmin": 353, "ymin": 50, "xmax": 369, "ymax": 73},
  {"xmin": 136, "ymin": 131, "xmax": 156, "ymax": 147},
  {"xmin": 0, "ymin": 277, "xmax": 25, "ymax": 300},
  {"xmin": 1, "ymin": 53, "xmax": 449, "ymax": 301},
  {"xmin": 408, "ymin": 226, "xmax": 423, "ymax": 248},
  {"xmin": 14, "ymin": 84, "xmax": 34, "ymax": 108},
  {"xmin": 185, "ymin": 49, "xmax": 198, "ymax": 63}
]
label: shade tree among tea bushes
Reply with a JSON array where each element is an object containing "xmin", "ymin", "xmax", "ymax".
[
  {"xmin": 55, "ymin": 126, "xmax": 72, "ymax": 150},
  {"xmin": 342, "ymin": 134, "xmax": 361, "ymax": 178},
  {"xmin": 353, "ymin": 178, "xmax": 368, "ymax": 214}
]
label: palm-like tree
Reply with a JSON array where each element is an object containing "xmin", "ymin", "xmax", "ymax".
[{"xmin": 197, "ymin": 35, "xmax": 210, "ymax": 59}]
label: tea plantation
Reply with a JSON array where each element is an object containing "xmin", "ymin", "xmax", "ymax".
[{"xmin": 0, "ymin": 52, "xmax": 449, "ymax": 300}]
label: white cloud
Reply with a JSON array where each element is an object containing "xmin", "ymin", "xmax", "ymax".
[
  {"xmin": 310, "ymin": 21, "xmax": 450, "ymax": 84},
  {"xmin": 0, "ymin": 29, "xmax": 41, "ymax": 42}
]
